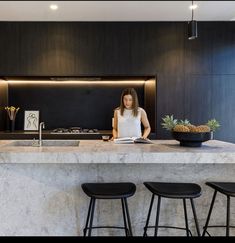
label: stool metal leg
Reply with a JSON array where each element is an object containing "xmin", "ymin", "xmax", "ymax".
[
  {"xmin": 190, "ymin": 198, "xmax": 201, "ymax": 236},
  {"xmin": 183, "ymin": 199, "xmax": 189, "ymax": 237},
  {"xmin": 88, "ymin": 198, "xmax": 96, "ymax": 237},
  {"xmin": 124, "ymin": 198, "xmax": 133, "ymax": 236},
  {"xmin": 154, "ymin": 196, "xmax": 161, "ymax": 236},
  {"xmin": 226, "ymin": 195, "xmax": 230, "ymax": 237},
  {"xmin": 84, "ymin": 198, "xmax": 93, "ymax": 236},
  {"xmin": 202, "ymin": 190, "xmax": 217, "ymax": 236},
  {"xmin": 121, "ymin": 198, "xmax": 129, "ymax": 236},
  {"xmin": 143, "ymin": 194, "xmax": 155, "ymax": 237}
]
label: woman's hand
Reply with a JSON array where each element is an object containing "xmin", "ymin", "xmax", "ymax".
[{"xmin": 141, "ymin": 109, "xmax": 151, "ymax": 139}]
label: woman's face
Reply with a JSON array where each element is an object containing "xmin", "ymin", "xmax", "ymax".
[{"xmin": 123, "ymin": 94, "xmax": 133, "ymax": 109}]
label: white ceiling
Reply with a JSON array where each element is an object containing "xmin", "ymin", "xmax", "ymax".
[{"xmin": 0, "ymin": 1, "xmax": 235, "ymax": 21}]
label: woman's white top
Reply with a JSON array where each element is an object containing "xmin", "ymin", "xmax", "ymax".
[{"xmin": 117, "ymin": 107, "xmax": 143, "ymax": 138}]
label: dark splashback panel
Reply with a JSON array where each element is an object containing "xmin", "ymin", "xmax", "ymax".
[
  {"xmin": 8, "ymin": 82, "xmax": 145, "ymax": 130},
  {"xmin": 0, "ymin": 80, "xmax": 8, "ymax": 130}
]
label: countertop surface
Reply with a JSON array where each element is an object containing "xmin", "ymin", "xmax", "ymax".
[
  {"xmin": 0, "ymin": 139, "xmax": 235, "ymax": 152},
  {"xmin": 0, "ymin": 139, "xmax": 234, "ymax": 164}
]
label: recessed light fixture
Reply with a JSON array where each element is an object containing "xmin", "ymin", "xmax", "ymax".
[
  {"xmin": 50, "ymin": 4, "xmax": 58, "ymax": 10},
  {"xmin": 189, "ymin": 4, "xmax": 198, "ymax": 10}
]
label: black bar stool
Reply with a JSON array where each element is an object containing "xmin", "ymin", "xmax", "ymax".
[
  {"xmin": 143, "ymin": 182, "xmax": 201, "ymax": 237},
  {"xmin": 202, "ymin": 182, "xmax": 235, "ymax": 237},
  {"xmin": 81, "ymin": 182, "xmax": 136, "ymax": 236}
]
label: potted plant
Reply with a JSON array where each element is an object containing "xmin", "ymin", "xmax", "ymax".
[{"xmin": 161, "ymin": 115, "xmax": 220, "ymax": 147}]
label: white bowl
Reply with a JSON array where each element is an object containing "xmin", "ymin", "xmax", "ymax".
[{"xmin": 102, "ymin": 135, "xmax": 110, "ymax": 141}]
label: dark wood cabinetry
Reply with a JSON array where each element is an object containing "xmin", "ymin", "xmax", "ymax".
[
  {"xmin": 0, "ymin": 80, "xmax": 8, "ymax": 130},
  {"xmin": 0, "ymin": 22, "xmax": 185, "ymax": 76},
  {"xmin": 0, "ymin": 22, "xmax": 235, "ymax": 142}
]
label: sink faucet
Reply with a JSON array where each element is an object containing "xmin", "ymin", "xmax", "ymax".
[{"xmin": 39, "ymin": 122, "xmax": 45, "ymax": 146}]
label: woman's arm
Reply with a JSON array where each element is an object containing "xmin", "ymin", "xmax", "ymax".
[
  {"xmin": 112, "ymin": 110, "xmax": 118, "ymax": 140},
  {"xmin": 141, "ymin": 109, "xmax": 151, "ymax": 139}
]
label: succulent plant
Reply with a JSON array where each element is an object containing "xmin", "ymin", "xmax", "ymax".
[
  {"xmin": 161, "ymin": 115, "xmax": 178, "ymax": 131},
  {"xmin": 206, "ymin": 119, "xmax": 220, "ymax": 132},
  {"xmin": 177, "ymin": 119, "xmax": 191, "ymax": 126}
]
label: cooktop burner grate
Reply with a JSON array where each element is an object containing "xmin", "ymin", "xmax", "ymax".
[{"xmin": 50, "ymin": 127, "xmax": 99, "ymax": 134}]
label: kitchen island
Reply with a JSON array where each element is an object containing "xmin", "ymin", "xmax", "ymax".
[{"xmin": 0, "ymin": 139, "xmax": 235, "ymax": 236}]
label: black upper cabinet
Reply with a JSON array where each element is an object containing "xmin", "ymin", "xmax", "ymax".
[
  {"xmin": 212, "ymin": 22, "xmax": 235, "ymax": 74},
  {"xmin": 184, "ymin": 22, "xmax": 213, "ymax": 75},
  {"xmin": 0, "ymin": 22, "xmax": 186, "ymax": 76},
  {"xmin": 0, "ymin": 22, "xmax": 21, "ymax": 75},
  {"xmin": 0, "ymin": 22, "xmax": 133, "ymax": 76},
  {"xmin": 1, "ymin": 21, "xmax": 235, "ymax": 76},
  {"xmin": 129, "ymin": 22, "xmax": 185, "ymax": 76}
]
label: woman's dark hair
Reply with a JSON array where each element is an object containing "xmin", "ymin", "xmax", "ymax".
[{"xmin": 118, "ymin": 88, "xmax": 139, "ymax": 117}]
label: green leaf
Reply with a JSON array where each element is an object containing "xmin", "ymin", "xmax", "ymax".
[
  {"xmin": 177, "ymin": 119, "xmax": 191, "ymax": 126},
  {"xmin": 206, "ymin": 119, "xmax": 220, "ymax": 132},
  {"xmin": 161, "ymin": 115, "xmax": 178, "ymax": 131}
]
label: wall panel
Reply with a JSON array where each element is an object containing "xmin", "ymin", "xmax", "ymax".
[{"xmin": 0, "ymin": 22, "xmax": 234, "ymax": 142}]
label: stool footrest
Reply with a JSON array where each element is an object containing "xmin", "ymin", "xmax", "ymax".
[
  {"xmin": 144, "ymin": 225, "xmax": 192, "ymax": 236},
  {"xmin": 204, "ymin": 225, "xmax": 235, "ymax": 228},
  {"xmin": 203, "ymin": 225, "xmax": 235, "ymax": 237},
  {"xmin": 84, "ymin": 226, "xmax": 128, "ymax": 230}
]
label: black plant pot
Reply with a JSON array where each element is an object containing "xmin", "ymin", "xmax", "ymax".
[{"xmin": 172, "ymin": 131, "xmax": 211, "ymax": 147}]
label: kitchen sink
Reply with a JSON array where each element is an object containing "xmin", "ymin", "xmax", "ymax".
[{"xmin": 4, "ymin": 140, "xmax": 80, "ymax": 147}]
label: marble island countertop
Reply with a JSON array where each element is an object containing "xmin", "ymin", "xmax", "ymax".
[
  {"xmin": 0, "ymin": 139, "xmax": 235, "ymax": 164},
  {"xmin": 0, "ymin": 139, "xmax": 235, "ymax": 236}
]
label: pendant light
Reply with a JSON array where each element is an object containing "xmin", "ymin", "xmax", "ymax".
[{"xmin": 188, "ymin": 1, "xmax": 198, "ymax": 40}]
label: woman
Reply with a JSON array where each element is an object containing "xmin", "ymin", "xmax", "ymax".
[{"xmin": 112, "ymin": 88, "xmax": 151, "ymax": 139}]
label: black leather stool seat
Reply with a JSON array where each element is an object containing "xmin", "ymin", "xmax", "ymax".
[
  {"xmin": 143, "ymin": 181, "xmax": 201, "ymax": 236},
  {"xmin": 82, "ymin": 182, "xmax": 136, "ymax": 199},
  {"xmin": 144, "ymin": 182, "xmax": 201, "ymax": 199},
  {"xmin": 206, "ymin": 182, "xmax": 235, "ymax": 197},
  {"xmin": 82, "ymin": 182, "xmax": 136, "ymax": 236}
]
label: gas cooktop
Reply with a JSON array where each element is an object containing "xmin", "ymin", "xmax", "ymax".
[{"xmin": 50, "ymin": 127, "xmax": 99, "ymax": 134}]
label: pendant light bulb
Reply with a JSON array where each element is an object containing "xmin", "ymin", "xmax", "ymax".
[{"xmin": 188, "ymin": 1, "xmax": 198, "ymax": 40}]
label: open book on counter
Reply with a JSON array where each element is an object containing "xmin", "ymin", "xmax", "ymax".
[{"xmin": 113, "ymin": 137, "xmax": 154, "ymax": 144}]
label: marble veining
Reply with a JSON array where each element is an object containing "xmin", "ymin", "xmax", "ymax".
[
  {"xmin": 0, "ymin": 139, "xmax": 235, "ymax": 236},
  {"xmin": 0, "ymin": 139, "xmax": 234, "ymax": 164}
]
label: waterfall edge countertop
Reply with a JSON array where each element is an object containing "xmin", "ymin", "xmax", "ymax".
[{"xmin": 0, "ymin": 139, "xmax": 235, "ymax": 164}]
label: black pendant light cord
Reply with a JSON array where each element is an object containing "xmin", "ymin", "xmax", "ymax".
[{"xmin": 192, "ymin": 0, "xmax": 194, "ymax": 21}]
